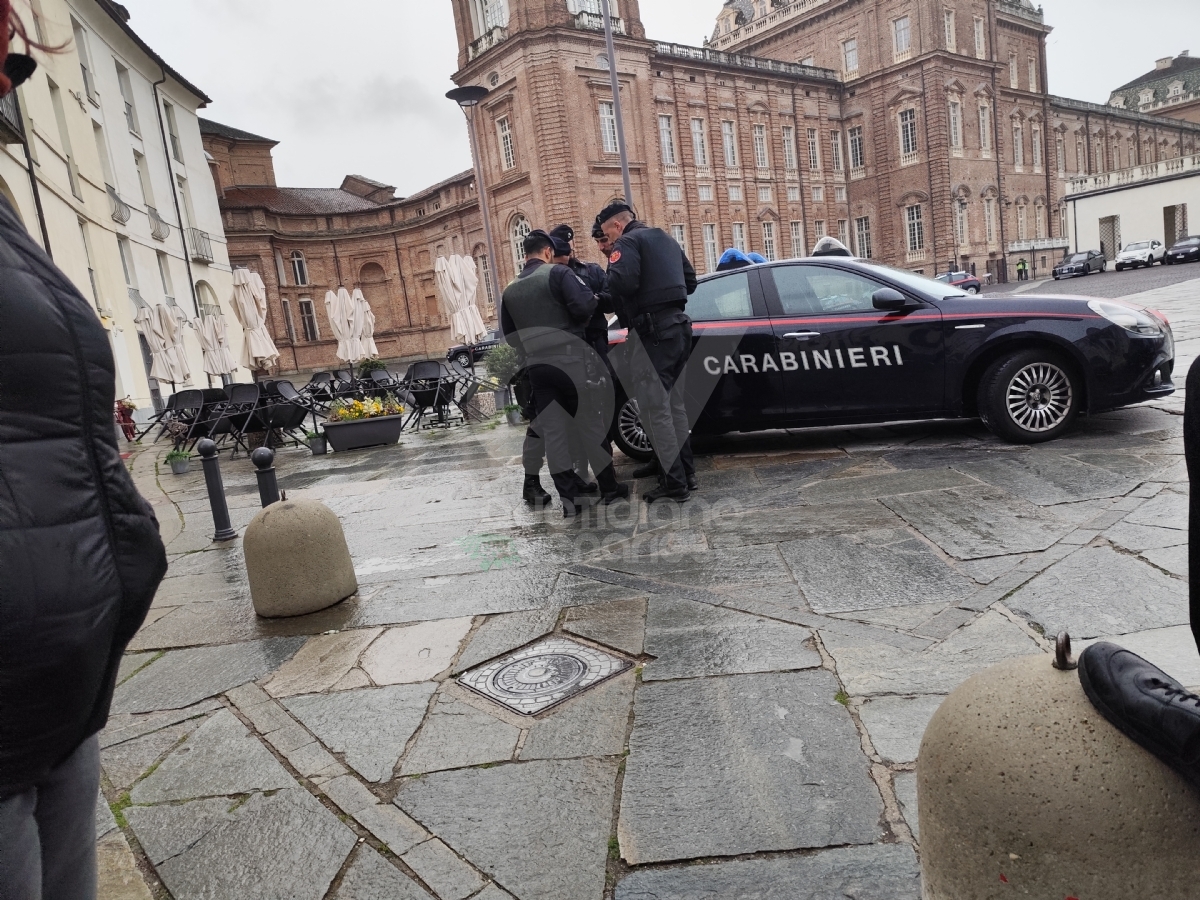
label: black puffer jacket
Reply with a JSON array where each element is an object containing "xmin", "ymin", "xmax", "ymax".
[{"xmin": 0, "ymin": 196, "xmax": 167, "ymax": 796}]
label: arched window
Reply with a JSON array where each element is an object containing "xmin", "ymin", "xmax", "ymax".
[
  {"xmin": 511, "ymin": 215, "xmax": 531, "ymax": 272},
  {"xmin": 290, "ymin": 250, "xmax": 309, "ymax": 286},
  {"xmin": 196, "ymin": 280, "xmax": 220, "ymax": 317}
]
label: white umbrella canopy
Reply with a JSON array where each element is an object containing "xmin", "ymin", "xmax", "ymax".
[
  {"xmin": 230, "ymin": 268, "xmax": 279, "ymax": 371},
  {"xmin": 438, "ymin": 255, "xmax": 487, "ymax": 346},
  {"xmin": 197, "ymin": 312, "xmax": 237, "ymax": 377},
  {"xmin": 325, "ymin": 287, "xmax": 362, "ymax": 365},
  {"xmin": 351, "ymin": 289, "xmax": 379, "ymax": 360},
  {"xmin": 155, "ymin": 303, "xmax": 190, "ymax": 385},
  {"xmin": 135, "ymin": 306, "xmax": 174, "ymax": 384}
]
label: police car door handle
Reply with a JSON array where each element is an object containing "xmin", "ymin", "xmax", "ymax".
[
  {"xmin": 783, "ymin": 331, "xmax": 821, "ymax": 340},
  {"xmin": 954, "ymin": 324, "xmax": 986, "ymax": 330}
]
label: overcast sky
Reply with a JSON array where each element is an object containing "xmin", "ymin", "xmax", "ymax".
[{"xmin": 117, "ymin": 0, "xmax": 1199, "ymax": 198}]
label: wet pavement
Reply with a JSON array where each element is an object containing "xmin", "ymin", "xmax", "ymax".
[{"xmin": 97, "ymin": 277, "xmax": 1199, "ymax": 899}]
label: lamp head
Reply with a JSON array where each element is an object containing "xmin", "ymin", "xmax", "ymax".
[{"xmin": 446, "ymin": 85, "xmax": 490, "ymax": 108}]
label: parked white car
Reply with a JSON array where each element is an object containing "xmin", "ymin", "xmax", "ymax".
[{"xmin": 1115, "ymin": 240, "xmax": 1165, "ymax": 270}]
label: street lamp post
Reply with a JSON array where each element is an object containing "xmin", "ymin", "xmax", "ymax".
[
  {"xmin": 600, "ymin": 0, "xmax": 633, "ymax": 208},
  {"xmin": 447, "ymin": 85, "xmax": 502, "ymax": 302}
]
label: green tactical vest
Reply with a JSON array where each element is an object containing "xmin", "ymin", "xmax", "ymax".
[{"xmin": 501, "ymin": 263, "xmax": 582, "ymax": 360}]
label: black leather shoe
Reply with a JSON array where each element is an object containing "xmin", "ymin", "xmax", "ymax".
[
  {"xmin": 522, "ymin": 475, "xmax": 552, "ymax": 507},
  {"xmin": 687, "ymin": 474, "xmax": 699, "ymax": 492},
  {"xmin": 643, "ymin": 485, "xmax": 691, "ymax": 504},
  {"xmin": 579, "ymin": 481, "xmax": 600, "ymax": 494},
  {"xmin": 632, "ymin": 461, "xmax": 660, "ymax": 479},
  {"xmin": 563, "ymin": 494, "xmax": 601, "ymax": 518},
  {"xmin": 1078, "ymin": 641, "xmax": 1200, "ymax": 791},
  {"xmin": 602, "ymin": 483, "xmax": 631, "ymax": 505}
]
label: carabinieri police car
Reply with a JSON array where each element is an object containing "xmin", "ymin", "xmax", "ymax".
[{"xmin": 607, "ymin": 257, "xmax": 1175, "ymax": 460}]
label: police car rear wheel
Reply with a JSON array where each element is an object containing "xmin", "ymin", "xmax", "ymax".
[
  {"xmin": 613, "ymin": 396, "xmax": 655, "ymax": 462},
  {"xmin": 978, "ymin": 349, "xmax": 1079, "ymax": 444}
]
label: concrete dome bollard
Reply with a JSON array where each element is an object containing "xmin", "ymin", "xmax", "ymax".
[
  {"xmin": 918, "ymin": 650, "xmax": 1200, "ymax": 898},
  {"xmin": 243, "ymin": 499, "xmax": 358, "ymax": 618}
]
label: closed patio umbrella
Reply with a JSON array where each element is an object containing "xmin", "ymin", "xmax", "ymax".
[
  {"xmin": 197, "ymin": 311, "xmax": 236, "ymax": 378},
  {"xmin": 351, "ymin": 289, "xmax": 379, "ymax": 360},
  {"xmin": 152, "ymin": 303, "xmax": 189, "ymax": 385},
  {"xmin": 325, "ymin": 286, "xmax": 362, "ymax": 364},
  {"xmin": 230, "ymin": 268, "xmax": 279, "ymax": 371},
  {"xmin": 135, "ymin": 305, "xmax": 174, "ymax": 385},
  {"xmin": 437, "ymin": 255, "xmax": 487, "ymax": 346}
]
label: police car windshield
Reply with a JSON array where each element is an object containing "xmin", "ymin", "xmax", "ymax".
[{"xmin": 857, "ymin": 263, "xmax": 970, "ymax": 299}]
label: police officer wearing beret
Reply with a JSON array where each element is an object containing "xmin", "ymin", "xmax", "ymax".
[
  {"xmin": 600, "ymin": 202, "xmax": 699, "ymax": 503},
  {"xmin": 501, "ymin": 229, "xmax": 630, "ymax": 517}
]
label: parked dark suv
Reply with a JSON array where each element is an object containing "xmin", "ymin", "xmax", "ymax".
[
  {"xmin": 1053, "ymin": 250, "xmax": 1106, "ymax": 279},
  {"xmin": 446, "ymin": 330, "xmax": 502, "ymax": 368}
]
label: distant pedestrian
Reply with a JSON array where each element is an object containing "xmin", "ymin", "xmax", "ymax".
[
  {"xmin": 0, "ymin": 5, "xmax": 169, "ymax": 898},
  {"xmin": 1017, "ymin": 258, "xmax": 1029, "ymax": 281}
]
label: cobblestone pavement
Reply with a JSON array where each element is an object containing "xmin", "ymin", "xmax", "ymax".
[{"xmin": 98, "ymin": 277, "xmax": 1200, "ymax": 899}]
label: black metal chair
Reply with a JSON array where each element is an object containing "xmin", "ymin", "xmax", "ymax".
[
  {"xmin": 301, "ymin": 372, "xmax": 336, "ymax": 403},
  {"xmin": 447, "ymin": 359, "xmax": 489, "ymax": 423},
  {"xmin": 278, "ymin": 380, "xmax": 328, "ymax": 435},
  {"xmin": 218, "ymin": 383, "xmax": 263, "ymax": 458},
  {"xmin": 136, "ymin": 391, "xmax": 181, "ymax": 442},
  {"xmin": 167, "ymin": 389, "xmax": 206, "ymax": 449},
  {"xmin": 403, "ymin": 361, "xmax": 458, "ymax": 429}
]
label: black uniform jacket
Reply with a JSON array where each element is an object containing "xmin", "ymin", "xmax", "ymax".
[
  {"xmin": 604, "ymin": 221, "xmax": 698, "ymax": 318},
  {"xmin": 0, "ymin": 196, "xmax": 167, "ymax": 796}
]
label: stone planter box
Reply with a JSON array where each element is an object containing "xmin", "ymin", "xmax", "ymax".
[{"xmin": 322, "ymin": 415, "xmax": 405, "ymax": 452}]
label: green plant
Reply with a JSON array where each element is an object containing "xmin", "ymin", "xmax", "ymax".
[
  {"xmin": 326, "ymin": 394, "xmax": 404, "ymax": 423},
  {"xmin": 165, "ymin": 449, "xmax": 190, "ymax": 462},
  {"xmin": 358, "ymin": 358, "xmax": 387, "ymax": 377},
  {"xmin": 305, "ymin": 431, "xmax": 323, "ymax": 441},
  {"xmin": 483, "ymin": 343, "xmax": 520, "ymax": 385},
  {"xmin": 835, "ymin": 690, "xmax": 850, "ymax": 706},
  {"xmin": 502, "ymin": 404, "xmax": 521, "ymax": 414}
]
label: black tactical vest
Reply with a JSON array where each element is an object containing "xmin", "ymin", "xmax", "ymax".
[{"xmin": 501, "ymin": 263, "xmax": 584, "ymax": 360}]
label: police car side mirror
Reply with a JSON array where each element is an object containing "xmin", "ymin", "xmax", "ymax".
[{"xmin": 872, "ymin": 288, "xmax": 909, "ymax": 311}]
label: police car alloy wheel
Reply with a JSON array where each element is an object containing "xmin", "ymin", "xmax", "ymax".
[
  {"xmin": 455, "ymin": 352, "xmax": 472, "ymax": 368},
  {"xmin": 613, "ymin": 396, "xmax": 655, "ymax": 462},
  {"xmin": 978, "ymin": 349, "xmax": 1079, "ymax": 444}
]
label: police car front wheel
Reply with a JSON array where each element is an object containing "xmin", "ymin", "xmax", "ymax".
[
  {"xmin": 978, "ymin": 349, "xmax": 1079, "ymax": 444},
  {"xmin": 613, "ymin": 396, "xmax": 655, "ymax": 462}
]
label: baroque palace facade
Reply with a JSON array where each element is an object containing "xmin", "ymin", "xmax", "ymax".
[{"xmin": 208, "ymin": 0, "xmax": 1200, "ymax": 374}]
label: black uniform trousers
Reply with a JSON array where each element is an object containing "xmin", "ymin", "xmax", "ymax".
[
  {"xmin": 628, "ymin": 315, "xmax": 695, "ymax": 492},
  {"xmin": 1184, "ymin": 357, "xmax": 1200, "ymax": 656}
]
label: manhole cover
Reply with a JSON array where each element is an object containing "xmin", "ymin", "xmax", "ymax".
[{"xmin": 457, "ymin": 636, "xmax": 631, "ymax": 716}]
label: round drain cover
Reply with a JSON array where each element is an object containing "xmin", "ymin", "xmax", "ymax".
[{"xmin": 490, "ymin": 653, "xmax": 588, "ymax": 698}]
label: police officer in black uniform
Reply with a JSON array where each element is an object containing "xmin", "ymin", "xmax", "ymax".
[
  {"xmin": 501, "ymin": 230, "xmax": 629, "ymax": 517},
  {"xmin": 600, "ymin": 202, "xmax": 698, "ymax": 503}
]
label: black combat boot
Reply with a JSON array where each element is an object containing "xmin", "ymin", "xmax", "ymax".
[
  {"xmin": 602, "ymin": 483, "xmax": 631, "ymax": 505},
  {"xmin": 632, "ymin": 461, "xmax": 660, "ymax": 479},
  {"xmin": 1079, "ymin": 641, "xmax": 1200, "ymax": 791},
  {"xmin": 522, "ymin": 475, "xmax": 552, "ymax": 508},
  {"xmin": 642, "ymin": 484, "xmax": 690, "ymax": 504}
]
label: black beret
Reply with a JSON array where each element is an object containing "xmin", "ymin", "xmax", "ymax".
[
  {"xmin": 549, "ymin": 224, "xmax": 574, "ymax": 244},
  {"xmin": 596, "ymin": 201, "xmax": 633, "ymax": 226},
  {"xmin": 551, "ymin": 236, "xmax": 572, "ymax": 258},
  {"xmin": 592, "ymin": 219, "xmax": 606, "ymax": 240}
]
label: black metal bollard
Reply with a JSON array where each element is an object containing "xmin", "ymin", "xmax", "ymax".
[
  {"xmin": 251, "ymin": 447, "xmax": 281, "ymax": 508},
  {"xmin": 197, "ymin": 439, "xmax": 237, "ymax": 542}
]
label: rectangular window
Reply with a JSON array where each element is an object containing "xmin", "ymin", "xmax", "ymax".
[
  {"xmin": 753, "ymin": 123, "xmax": 769, "ymax": 169},
  {"xmin": 497, "ymin": 116, "xmax": 516, "ymax": 170},
  {"xmin": 1032, "ymin": 124, "xmax": 1043, "ymax": 170},
  {"xmin": 477, "ymin": 254, "xmax": 494, "ymax": 305},
  {"xmin": 703, "ymin": 223, "xmax": 718, "ymax": 272},
  {"xmin": 93, "ymin": 123, "xmax": 113, "ymax": 185},
  {"xmin": 758, "ymin": 185, "xmax": 772, "ymax": 203},
  {"xmin": 790, "ymin": 221, "xmax": 805, "ymax": 256},
  {"xmin": 599, "ymin": 101, "xmax": 618, "ymax": 154},
  {"xmin": 72, "ymin": 19, "xmax": 97, "ymax": 103},
  {"xmin": 954, "ymin": 203, "xmax": 968, "ymax": 245},
  {"xmin": 134, "ymin": 151, "xmax": 154, "ymax": 206},
  {"xmin": 1095, "ymin": 141, "xmax": 1105, "ymax": 174},
  {"xmin": 671, "ymin": 224, "xmax": 686, "ymax": 248},
  {"xmin": 787, "ymin": 185, "xmax": 801, "ymax": 202},
  {"xmin": 722, "ymin": 121, "xmax": 738, "ymax": 167},
  {"xmin": 782, "ymin": 125, "xmax": 798, "ymax": 170},
  {"xmin": 291, "ymin": 252, "xmax": 309, "ymax": 286},
  {"xmin": 1013, "ymin": 123, "xmax": 1024, "ymax": 167},
  {"xmin": 275, "ymin": 250, "xmax": 288, "ymax": 286},
  {"xmin": 732, "ymin": 222, "xmax": 746, "ymax": 252},
  {"xmin": 164, "ymin": 102, "xmax": 184, "ymax": 163},
  {"xmin": 984, "ymin": 198, "xmax": 997, "ymax": 244},
  {"xmin": 483, "ymin": 0, "xmax": 505, "ymax": 30},
  {"xmin": 814, "ymin": 219, "xmax": 827, "ymax": 238},
  {"xmin": 835, "ymin": 185, "xmax": 847, "ymax": 202},
  {"xmin": 299, "ymin": 298, "xmax": 320, "ymax": 341},
  {"xmin": 761, "ymin": 221, "xmax": 777, "ymax": 261},
  {"xmin": 1056, "ymin": 135, "xmax": 1065, "ymax": 174},
  {"xmin": 854, "ymin": 216, "xmax": 872, "ymax": 258},
  {"xmin": 729, "ymin": 185, "xmax": 743, "ymax": 202},
  {"xmin": 830, "ymin": 131, "xmax": 844, "ymax": 171},
  {"xmin": 843, "ymin": 38, "xmax": 859, "ymax": 75},
  {"xmin": 117, "ymin": 236, "xmax": 137, "ymax": 288},
  {"xmin": 699, "ymin": 184, "xmax": 714, "ymax": 201},
  {"xmin": 659, "ymin": 114, "xmax": 676, "ymax": 165},
  {"xmin": 807, "ymin": 128, "xmax": 821, "ymax": 170},
  {"xmin": 691, "ymin": 118, "xmax": 709, "ymax": 167},
  {"xmin": 115, "ymin": 62, "xmax": 139, "ymax": 134},
  {"xmin": 666, "ymin": 184, "xmax": 682, "ymax": 202},
  {"xmin": 979, "ymin": 105, "xmax": 992, "ymax": 152},
  {"xmin": 1009, "ymin": 53, "xmax": 1019, "ymax": 89},
  {"xmin": 906, "ymin": 205, "xmax": 925, "ymax": 252},
  {"xmin": 1028, "ymin": 58, "xmax": 1038, "ymax": 93},
  {"xmin": 280, "ymin": 299, "xmax": 296, "ymax": 343},
  {"xmin": 812, "ymin": 185, "xmax": 824, "ymax": 203},
  {"xmin": 1076, "ymin": 138, "xmax": 1084, "ymax": 173},
  {"xmin": 157, "ymin": 251, "xmax": 175, "ymax": 304},
  {"xmin": 894, "ymin": 17, "xmax": 911, "ymax": 61},
  {"xmin": 48, "ymin": 81, "xmax": 81, "ymax": 200},
  {"xmin": 849, "ymin": 126, "xmax": 865, "ymax": 171},
  {"xmin": 79, "ymin": 220, "xmax": 99, "ymax": 309},
  {"xmin": 1036, "ymin": 204, "xmax": 1046, "ymax": 239},
  {"xmin": 1017, "ymin": 205, "xmax": 1027, "ymax": 240},
  {"xmin": 974, "ymin": 17, "xmax": 986, "ymax": 59},
  {"xmin": 899, "ymin": 109, "xmax": 918, "ymax": 160},
  {"xmin": 944, "ymin": 9, "xmax": 956, "ymax": 52},
  {"xmin": 949, "ymin": 100, "xmax": 963, "ymax": 151}
]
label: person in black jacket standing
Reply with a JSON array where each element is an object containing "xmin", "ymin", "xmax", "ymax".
[
  {"xmin": 0, "ymin": 13, "xmax": 168, "ymax": 897},
  {"xmin": 600, "ymin": 203, "xmax": 698, "ymax": 503},
  {"xmin": 501, "ymin": 230, "xmax": 629, "ymax": 517}
]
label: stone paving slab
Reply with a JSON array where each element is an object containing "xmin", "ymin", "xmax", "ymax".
[
  {"xmin": 798, "ymin": 467, "xmax": 979, "ymax": 502},
  {"xmin": 331, "ymin": 846, "xmax": 433, "ymax": 900},
  {"xmin": 856, "ymin": 695, "xmax": 946, "ymax": 763},
  {"xmin": 396, "ymin": 759, "xmax": 618, "ymax": 900},
  {"xmin": 642, "ymin": 596, "xmax": 821, "ymax": 681},
  {"xmin": 618, "ymin": 670, "xmax": 882, "ymax": 865},
  {"xmin": 265, "ymin": 629, "xmax": 383, "ymax": 698},
  {"xmin": 285, "ymin": 684, "xmax": 437, "ymax": 783},
  {"xmin": 360, "ymin": 619, "xmax": 474, "ymax": 684},
  {"xmin": 519, "ymin": 670, "xmax": 635, "ymax": 761},
  {"xmin": 614, "ymin": 843, "xmax": 922, "ymax": 899},
  {"xmin": 100, "ymin": 700, "xmax": 221, "ymax": 750},
  {"xmin": 955, "ymin": 453, "xmax": 1139, "ymax": 506},
  {"xmin": 893, "ymin": 770, "xmax": 919, "ymax": 839},
  {"xmin": 400, "ymin": 694, "xmax": 520, "ymax": 775},
  {"xmin": 112, "ymin": 638, "xmax": 306, "ymax": 714},
  {"xmin": 101, "ymin": 719, "xmax": 202, "ymax": 792},
  {"xmin": 1006, "ymin": 545, "xmax": 1188, "ymax": 638},
  {"xmin": 562, "ymin": 598, "xmax": 648, "ymax": 656},
  {"xmin": 452, "ymin": 608, "xmax": 560, "ymax": 674},
  {"xmin": 96, "ymin": 830, "xmax": 154, "ymax": 900},
  {"xmin": 400, "ymin": 839, "xmax": 485, "ymax": 900},
  {"xmin": 129, "ymin": 789, "xmax": 356, "ymax": 900}
]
